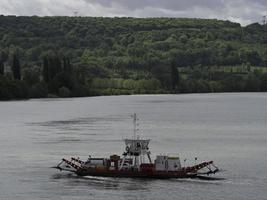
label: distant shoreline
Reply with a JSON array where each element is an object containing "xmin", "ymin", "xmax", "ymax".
[
  {"xmin": 2, "ymin": 91, "xmax": 267, "ymax": 102},
  {"xmin": 1, "ymin": 16, "xmax": 267, "ymax": 100}
]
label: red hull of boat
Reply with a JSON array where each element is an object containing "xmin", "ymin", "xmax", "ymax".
[{"xmin": 76, "ymin": 169, "xmax": 197, "ymax": 179}]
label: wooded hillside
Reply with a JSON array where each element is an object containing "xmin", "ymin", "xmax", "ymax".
[{"xmin": 1, "ymin": 16, "xmax": 267, "ymax": 99}]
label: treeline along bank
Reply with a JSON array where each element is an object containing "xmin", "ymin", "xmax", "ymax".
[{"xmin": 1, "ymin": 16, "xmax": 267, "ymax": 99}]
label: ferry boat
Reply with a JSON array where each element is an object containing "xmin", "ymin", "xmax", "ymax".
[{"xmin": 54, "ymin": 114, "xmax": 219, "ymax": 179}]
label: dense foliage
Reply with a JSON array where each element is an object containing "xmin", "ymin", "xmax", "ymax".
[{"xmin": 1, "ymin": 16, "xmax": 267, "ymax": 100}]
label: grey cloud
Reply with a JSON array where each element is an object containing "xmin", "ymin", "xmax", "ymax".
[
  {"xmin": 83, "ymin": 0, "xmax": 267, "ymax": 25},
  {"xmin": 85, "ymin": 0, "xmax": 226, "ymax": 11},
  {"xmin": 0, "ymin": 0, "xmax": 267, "ymax": 25}
]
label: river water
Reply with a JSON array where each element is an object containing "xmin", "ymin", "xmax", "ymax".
[{"xmin": 0, "ymin": 93, "xmax": 266, "ymax": 200}]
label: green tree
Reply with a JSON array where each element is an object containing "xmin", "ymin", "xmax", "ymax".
[
  {"xmin": 43, "ymin": 56, "xmax": 49, "ymax": 82},
  {"xmin": 12, "ymin": 53, "xmax": 21, "ymax": 80},
  {"xmin": 171, "ymin": 61, "xmax": 179, "ymax": 90},
  {"xmin": 0, "ymin": 60, "xmax": 4, "ymax": 75},
  {"xmin": 240, "ymin": 49, "xmax": 262, "ymax": 66},
  {"xmin": 29, "ymin": 82, "xmax": 48, "ymax": 98},
  {"xmin": 63, "ymin": 57, "xmax": 72, "ymax": 72},
  {"xmin": 244, "ymin": 74, "xmax": 260, "ymax": 92},
  {"xmin": 0, "ymin": 50, "xmax": 6, "ymax": 75},
  {"xmin": 58, "ymin": 86, "xmax": 71, "ymax": 97}
]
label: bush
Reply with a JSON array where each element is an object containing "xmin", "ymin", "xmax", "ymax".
[
  {"xmin": 29, "ymin": 82, "xmax": 48, "ymax": 98},
  {"xmin": 58, "ymin": 86, "xmax": 71, "ymax": 97}
]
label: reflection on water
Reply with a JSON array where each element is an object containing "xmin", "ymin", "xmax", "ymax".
[{"xmin": 0, "ymin": 94, "xmax": 267, "ymax": 200}]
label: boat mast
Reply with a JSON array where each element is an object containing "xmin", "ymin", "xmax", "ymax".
[
  {"xmin": 132, "ymin": 113, "xmax": 138, "ymax": 167},
  {"xmin": 119, "ymin": 114, "xmax": 152, "ymax": 170},
  {"xmin": 133, "ymin": 113, "xmax": 138, "ymax": 140}
]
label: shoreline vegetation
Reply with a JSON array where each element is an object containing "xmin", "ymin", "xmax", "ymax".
[{"xmin": 1, "ymin": 16, "xmax": 267, "ymax": 100}]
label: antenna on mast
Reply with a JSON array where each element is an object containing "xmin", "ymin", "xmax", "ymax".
[
  {"xmin": 132, "ymin": 113, "xmax": 139, "ymax": 140},
  {"xmin": 262, "ymin": 15, "xmax": 266, "ymax": 25}
]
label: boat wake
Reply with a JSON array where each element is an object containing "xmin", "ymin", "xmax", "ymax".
[{"xmin": 196, "ymin": 175, "xmax": 226, "ymax": 181}]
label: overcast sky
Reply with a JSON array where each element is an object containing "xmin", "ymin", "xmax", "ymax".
[{"xmin": 0, "ymin": 0, "xmax": 266, "ymax": 25}]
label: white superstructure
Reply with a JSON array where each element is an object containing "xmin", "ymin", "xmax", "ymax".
[{"xmin": 155, "ymin": 155, "xmax": 181, "ymax": 171}]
